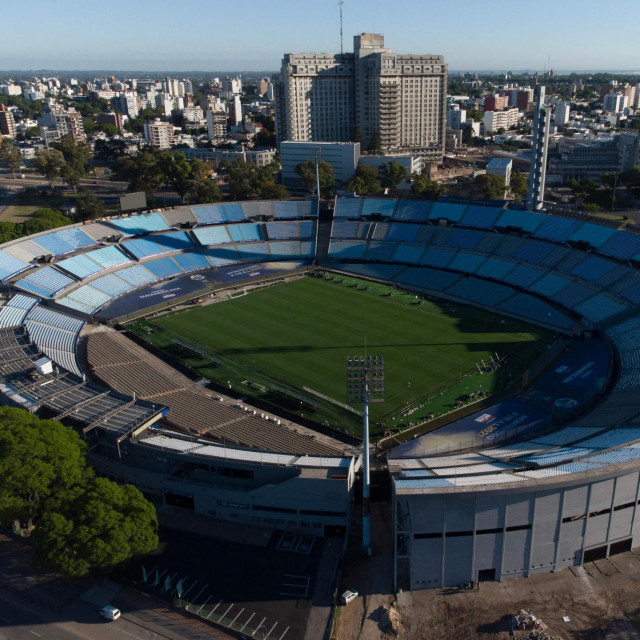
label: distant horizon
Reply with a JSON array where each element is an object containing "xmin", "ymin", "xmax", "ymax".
[{"xmin": 1, "ymin": 68, "xmax": 640, "ymax": 77}]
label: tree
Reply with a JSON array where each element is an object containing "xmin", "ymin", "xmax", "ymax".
[
  {"xmin": 351, "ymin": 125, "xmax": 363, "ymax": 144},
  {"xmin": 192, "ymin": 179, "xmax": 223, "ymax": 204},
  {"xmin": 94, "ymin": 138, "xmax": 127, "ymax": 162},
  {"xmin": 75, "ymin": 188, "xmax": 105, "ymax": 220},
  {"xmin": 497, "ymin": 127, "xmax": 506, "ymax": 135},
  {"xmin": 0, "ymin": 407, "xmax": 89, "ymax": 525},
  {"xmin": 620, "ymin": 167, "xmax": 640, "ymax": 195},
  {"xmin": 259, "ymin": 182, "xmax": 290, "ymax": 199},
  {"xmin": 0, "ymin": 139, "xmax": 22, "ymax": 178},
  {"xmin": 346, "ymin": 164, "xmax": 382, "ymax": 195},
  {"xmin": 32, "ymin": 477, "xmax": 158, "ymax": 579},
  {"xmin": 295, "ymin": 160, "xmax": 335, "ymax": 198},
  {"xmin": 161, "ymin": 151, "xmax": 192, "ymax": 202},
  {"xmin": 467, "ymin": 109, "xmax": 484, "ymax": 122},
  {"xmin": 368, "ymin": 129, "xmax": 382, "ymax": 154},
  {"xmin": 113, "ymin": 150, "xmax": 167, "ymax": 200},
  {"xmin": 32, "ymin": 149, "xmax": 65, "ymax": 190},
  {"xmin": 52, "ymin": 135, "xmax": 90, "ymax": 175},
  {"xmin": 475, "ymin": 173, "xmax": 507, "ymax": 199},
  {"xmin": 379, "ymin": 161, "xmax": 409, "ymax": 193},
  {"xmin": 510, "ymin": 171, "xmax": 528, "ymax": 199},
  {"xmin": 411, "ymin": 173, "xmax": 444, "ymax": 200},
  {"xmin": 225, "ymin": 159, "xmax": 254, "ymax": 200},
  {"xmin": 60, "ymin": 164, "xmax": 81, "ymax": 193},
  {"xmin": 21, "ymin": 209, "xmax": 70, "ymax": 235}
]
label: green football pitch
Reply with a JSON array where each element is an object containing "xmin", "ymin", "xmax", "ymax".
[{"xmin": 129, "ymin": 275, "xmax": 551, "ymax": 435}]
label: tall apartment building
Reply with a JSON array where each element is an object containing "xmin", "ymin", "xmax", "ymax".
[
  {"xmin": 37, "ymin": 107, "xmax": 86, "ymax": 145},
  {"xmin": 555, "ymin": 101, "xmax": 570, "ymax": 126},
  {"xmin": 206, "ymin": 110, "xmax": 227, "ymax": 142},
  {"xmin": 0, "ymin": 105, "xmax": 17, "ymax": 138},
  {"xmin": 483, "ymin": 107, "xmax": 520, "ymax": 134},
  {"xmin": 483, "ymin": 94, "xmax": 509, "ymax": 112},
  {"xmin": 274, "ymin": 34, "xmax": 447, "ymax": 162},
  {"xmin": 144, "ymin": 119, "xmax": 175, "ymax": 149}
]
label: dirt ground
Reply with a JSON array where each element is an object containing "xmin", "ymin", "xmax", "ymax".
[{"xmin": 333, "ymin": 520, "xmax": 640, "ymax": 640}]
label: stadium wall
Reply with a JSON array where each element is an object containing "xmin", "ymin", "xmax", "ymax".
[{"xmin": 394, "ymin": 466, "xmax": 640, "ymax": 590}]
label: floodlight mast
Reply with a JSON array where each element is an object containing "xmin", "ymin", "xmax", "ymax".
[{"xmin": 347, "ymin": 355, "xmax": 384, "ymax": 555}]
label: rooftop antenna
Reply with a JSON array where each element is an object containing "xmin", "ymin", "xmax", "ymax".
[{"xmin": 338, "ymin": 0, "xmax": 344, "ymax": 55}]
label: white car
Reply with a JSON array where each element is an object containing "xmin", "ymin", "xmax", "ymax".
[
  {"xmin": 100, "ymin": 605, "xmax": 121, "ymax": 621},
  {"xmin": 340, "ymin": 589, "xmax": 358, "ymax": 605}
]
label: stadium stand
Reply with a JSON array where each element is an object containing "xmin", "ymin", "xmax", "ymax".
[
  {"xmin": 31, "ymin": 227, "xmax": 96, "ymax": 257},
  {"xmin": 15, "ymin": 266, "xmax": 75, "ymax": 298},
  {"xmin": 105, "ymin": 212, "xmax": 171, "ymax": 237}
]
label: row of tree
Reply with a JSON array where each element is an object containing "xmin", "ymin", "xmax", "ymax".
[{"xmin": 0, "ymin": 407, "xmax": 158, "ymax": 578}]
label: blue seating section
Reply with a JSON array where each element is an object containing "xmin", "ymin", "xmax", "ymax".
[
  {"xmin": 449, "ymin": 229, "xmax": 483, "ymax": 250},
  {"xmin": 514, "ymin": 240, "xmax": 555, "ymax": 264},
  {"xmin": 420, "ymin": 247, "xmax": 455, "ymax": 269},
  {"xmin": 574, "ymin": 294, "xmax": 627, "ymax": 323},
  {"xmin": 339, "ymin": 263, "xmax": 406, "ymax": 281},
  {"xmin": 0, "ymin": 294, "xmax": 38, "ymax": 329},
  {"xmin": 57, "ymin": 254, "xmax": 104, "ymax": 279},
  {"xmin": 394, "ymin": 200, "xmax": 432, "ymax": 221},
  {"xmin": 607, "ymin": 320, "xmax": 640, "ymax": 390},
  {"xmin": 361, "ymin": 198, "xmax": 397, "ymax": 217},
  {"xmin": 268, "ymin": 242, "xmax": 301, "ymax": 259},
  {"xmin": 599, "ymin": 231, "xmax": 640, "ymax": 260},
  {"xmin": 459, "ymin": 205, "xmax": 502, "ymax": 228},
  {"xmin": 235, "ymin": 243, "xmax": 271, "ymax": 259},
  {"xmin": 394, "ymin": 267, "xmax": 460, "ymax": 292},
  {"xmin": 328, "ymin": 240, "xmax": 367, "ymax": 259},
  {"xmin": 387, "ymin": 223, "xmax": 421, "ymax": 243},
  {"xmin": 476, "ymin": 257, "xmax": 516, "ymax": 280},
  {"xmin": 447, "ymin": 277, "xmax": 515, "ymax": 307},
  {"xmin": 532, "ymin": 216, "xmax": 582, "ymax": 242},
  {"xmin": 16, "ymin": 267, "xmax": 75, "ymax": 298},
  {"xmin": 59, "ymin": 285, "xmax": 112, "ymax": 314},
  {"xmin": 192, "ymin": 226, "xmax": 231, "ymax": 246},
  {"xmin": 107, "ymin": 213, "xmax": 171, "ymax": 237},
  {"xmin": 333, "ymin": 198, "xmax": 362, "ymax": 218},
  {"xmin": 33, "ymin": 227, "xmax": 96, "ymax": 257},
  {"xmin": 91, "ymin": 273, "xmax": 136, "ymax": 297},
  {"xmin": 503, "ymin": 264, "xmax": 545, "ymax": 287},
  {"xmin": 570, "ymin": 256, "xmax": 616, "ymax": 282},
  {"xmin": 364, "ymin": 242, "xmax": 396, "ymax": 262},
  {"xmin": 495, "ymin": 210, "xmax": 544, "ymax": 232},
  {"xmin": 88, "ymin": 245, "xmax": 131, "ymax": 269},
  {"xmin": 429, "ymin": 202, "xmax": 467, "ymax": 222},
  {"xmin": 192, "ymin": 203, "xmax": 243, "ymax": 225},
  {"xmin": 448, "ymin": 252, "xmax": 486, "ymax": 274},
  {"xmin": 0, "ymin": 250, "xmax": 30, "ymax": 281},
  {"xmin": 173, "ymin": 252, "xmax": 213, "ymax": 272},
  {"xmin": 498, "ymin": 294, "xmax": 573, "ymax": 330},
  {"xmin": 392, "ymin": 244, "xmax": 424, "ymax": 264},
  {"xmin": 228, "ymin": 223, "xmax": 263, "ymax": 243},
  {"xmin": 265, "ymin": 221, "xmax": 309, "ymax": 240},
  {"xmin": 569, "ymin": 223, "xmax": 617, "ymax": 247},
  {"xmin": 551, "ymin": 281, "xmax": 597, "ymax": 307},
  {"xmin": 145, "ymin": 257, "xmax": 183, "ymax": 279},
  {"xmin": 530, "ymin": 272, "xmax": 574, "ymax": 297},
  {"xmin": 116, "ymin": 265, "xmax": 158, "ymax": 288},
  {"xmin": 122, "ymin": 230, "xmax": 194, "ymax": 259},
  {"xmin": 274, "ymin": 200, "xmax": 315, "ymax": 218}
]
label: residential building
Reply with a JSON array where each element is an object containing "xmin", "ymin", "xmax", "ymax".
[
  {"xmin": 206, "ymin": 110, "xmax": 227, "ymax": 142},
  {"xmin": 483, "ymin": 94, "xmax": 509, "ymax": 112},
  {"xmin": 555, "ymin": 101, "xmax": 570, "ymax": 126},
  {"xmin": 118, "ymin": 92, "xmax": 139, "ymax": 118},
  {"xmin": 97, "ymin": 112, "xmax": 124, "ymax": 132},
  {"xmin": 37, "ymin": 107, "xmax": 86, "ymax": 145},
  {"xmin": 274, "ymin": 33, "xmax": 447, "ymax": 162},
  {"xmin": 229, "ymin": 96, "xmax": 242, "ymax": 127},
  {"xmin": 0, "ymin": 84, "xmax": 22, "ymax": 96},
  {"xmin": 179, "ymin": 147, "xmax": 276, "ymax": 167},
  {"xmin": 446, "ymin": 104, "xmax": 467, "ymax": 130},
  {"xmin": 280, "ymin": 141, "xmax": 360, "ymax": 189},
  {"xmin": 144, "ymin": 118, "xmax": 175, "ymax": 149},
  {"xmin": 486, "ymin": 157, "xmax": 512, "ymax": 186},
  {"xmin": 223, "ymin": 76, "xmax": 243, "ymax": 95},
  {"xmin": 603, "ymin": 93, "xmax": 626, "ymax": 113},
  {"xmin": 483, "ymin": 107, "xmax": 520, "ymax": 134},
  {"xmin": 0, "ymin": 105, "xmax": 17, "ymax": 138}
]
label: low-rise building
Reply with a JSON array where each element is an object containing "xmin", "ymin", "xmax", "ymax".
[
  {"xmin": 483, "ymin": 107, "xmax": 521, "ymax": 135},
  {"xmin": 486, "ymin": 157, "xmax": 512, "ymax": 186}
]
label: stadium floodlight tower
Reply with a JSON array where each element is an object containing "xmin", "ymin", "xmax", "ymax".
[{"xmin": 347, "ymin": 355, "xmax": 384, "ymax": 555}]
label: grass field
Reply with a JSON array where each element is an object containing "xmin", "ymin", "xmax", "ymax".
[{"xmin": 129, "ymin": 275, "xmax": 552, "ymax": 436}]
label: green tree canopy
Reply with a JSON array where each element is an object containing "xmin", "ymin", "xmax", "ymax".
[
  {"xmin": 160, "ymin": 151, "xmax": 192, "ymax": 202},
  {"xmin": 75, "ymin": 188, "xmax": 105, "ymax": 220},
  {"xmin": 346, "ymin": 164, "xmax": 382, "ymax": 195},
  {"xmin": 0, "ymin": 139, "xmax": 22, "ymax": 178},
  {"xmin": 510, "ymin": 171, "xmax": 528, "ymax": 199},
  {"xmin": 113, "ymin": 150, "xmax": 167, "ymax": 200},
  {"xmin": 379, "ymin": 161, "xmax": 409, "ymax": 193},
  {"xmin": 21, "ymin": 208, "xmax": 69, "ymax": 235},
  {"xmin": 32, "ymin": 149, "xmax": 65, "ymax": 190},
  {"xmin": 52, "ymin": 135, "xmax": 91, "ymax": 175},
  {"xmin": 410, "ymin": 173, "xmax": 444, "ymax": 200},
  {"xmin": 259, "ymin": 182, "xmax": 290, "ymax": 199},
  {"xmin": 475, "ymin": 173, "xmax": 507, "ymax": 199},
  {"xmin": 620, "ymin": 167, "xmax": 640, "ymax": 195},
  {"xmin": 0, "ymin": 407, "xmax": 89, "ymax": 524},
  {"xmin": 33, "ymin": 477, "xmax": 158, "ymax": 579},
  {"xmin": 368, "ymin": 129, "xmax": 382, "ymax": 153},
  {"xmin": 295, "ymin": 160, "xmax": 335, "ymax": 198}
]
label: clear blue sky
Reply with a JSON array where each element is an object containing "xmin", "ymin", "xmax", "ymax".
[{"xmin": 2, "ymin": 0, "xmax": 639, "ymax": 72}]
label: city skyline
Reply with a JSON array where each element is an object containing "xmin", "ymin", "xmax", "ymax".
[{"xmin": 1, "ymin": 0, "xmax": 640, "ymax": 73}]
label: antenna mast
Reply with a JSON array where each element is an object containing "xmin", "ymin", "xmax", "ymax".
[{"xmin": 338, "ymin": 0, "xmax": 344, "ymax": 55}]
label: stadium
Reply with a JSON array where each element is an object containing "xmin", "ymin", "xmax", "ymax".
[{"xmin": 1, "ymin": 195, "xmax": 640, "ymax": 590}]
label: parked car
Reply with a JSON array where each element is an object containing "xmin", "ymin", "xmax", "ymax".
[
  {"xmin": 340, "ymin": 589, "xmax": 358, "ymax": 605},
  {"xmin": 99, "ymin": 605, "xmax": 121, "ymax": 621}
]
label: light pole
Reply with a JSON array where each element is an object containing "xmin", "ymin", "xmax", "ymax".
[{"xmin": 347, "ymin": 355, "xmax": 384, "ymax": 555}]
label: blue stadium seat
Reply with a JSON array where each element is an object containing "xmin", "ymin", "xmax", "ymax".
[
  {"xmin": 16, "ymin": 266, "xmax": 75, "ymax": 298},
  {"xmin": 494, "ymin": 210, "xmax": 544, "ymax": 232},
  {"xmin": 420, "ymin": 247, "xmax": 456, "ymax": 269},
  {"xmin": 89, "ymin": 245, "xmax": 131, "ymax": 269},
  {"xmin": 0, "ymin": 250, "xmax": 30, "ymax": 281},
  {"xmin": 598, "ymin": 231, "xmax": 640, "ymax": 260},
  {"xmin": 392, "ymin": 244, "xmax": 425, "ymax": 264},
  {"xmin": 387, "ymin": 223, "xmax": 421, "ymax": 243},
  {"xmin": 394, "ymin": 267, "xmax": 461, "ymax": 291},
  {"xmin": 568, "ymin": 223, "xmax": 617, "ymax": 247},
  {"xmin": 268, "ymin": 242, "xmax": 300, "ymax": 259},
  {"xmin": 459, "ymin": 205, "xmax": 502, "ymax": 229},
  {"xmin": 449, "ymin": 229, "xmax": 484, "ymax": 250},
  {"xmin": 428, "ymin": 202, "xmax": 467, "ymax": 222},
  {"xmin": 446, "ymin": 277, "xmax": 515, "ymax": 306},
  {"xmin": 498, "ymin": 294, "xmax": 573, "ymax": 330},
  {"xmin": 116, "ymin": 265, "xmax": 158, "ymax": 288},
  {"xmin": 227, "ymin": 223, "xmax": 263, "ymax": 243},
  {"xmin": 476, "ymin": 256, "xmax": 517, "ymax": 280},
  {"xmin": 551, "ymin": 281, "xmax": 598, "ymax": 307},
  {"xmin": 574, "ymin": 294, "xmax": 627, "ymax": 324},
  {"xmin": 91, "ymin": 273, "xmax": 135, "ymax": 297},
  {"xmin": 34, "ymin": 227, "xmax": 95, "ymax": 257},
  {"xmin": 448, "ymin": 252, "xmax": 486, "ymax": 274},
  {"xmin": 193, "ymin": 226, "xmax": 232, "ymax": 246},
  {"xmin": 514, "ymin": 240, "xmax": 555, "ymax": 264},
  {"xmin": 274, "ymin": 200, "xmax": 315, "ymax": 218},
  {"xmin": 365, "ymin": 242, "xmax": 396, "ymax": 262},
  {"xmin": 173, "ymin": 252, "xmax": 213, "ymax": 272},
  {"xmin": 333, "ymin": 198, "xmax": 363, "ymax": 218},
  {"xmin": 328, "ymin": 240, "xmax": 367, "ymax": 259},
  {"xmin": 393, "ymin": 200, "xmax": 432, "ymax": 221},
  {"xmin": 570, "ymin": 255, "xmax": 616, "ymax": 282},
  {"xmin": 143, "ymin": 257, "xmax": 184, "ymax": 279},
  {"xmin": 361, "ymin": 198, "xmax": 397, "ymax": 217},
  {"xmin": 529, "ymin": 272, "xmax": 574, "ymax": 297},
  {"xmin": 503, "ymin": 264, "xmax": 545, "ymax": 287},
  {"xmin": 107, "ymin": 212, "xmax": 171, "ymax": 237},
  {"xmin": 532, "ymin": 216, "xmax": 582, "ymax": 242}
]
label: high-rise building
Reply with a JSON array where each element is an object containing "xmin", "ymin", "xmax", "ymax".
[
  {"xmin": 483, "ymin": 94, "xmax": 509, "ymax": 112},
  {"xmin": 37, "ymin": 106, "xmax": 86, "ymax": 145},
  {"xmin": 206, "ymin": 110, "xmax": 227, "ymax": 141},
  {"xmin": 0, "ymin": 104, "xmax": 17, "ymax": 138},
  {"xmin": 144, "ymin": 119, "xmax": 175, "ymax": 149},
  {"xmin": 274, "ymin": 33, "xmax": 447, "ymax": 162},
  {"xmin": 555, "ymin": 101, "xmax": 570, "ymax": 126}
]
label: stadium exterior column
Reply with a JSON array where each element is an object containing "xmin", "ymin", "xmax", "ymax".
[{"xmin": 362, "ymin": 392, "xmax": 371, "ymax": 553}]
